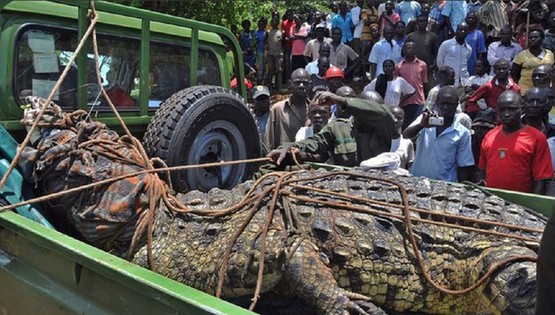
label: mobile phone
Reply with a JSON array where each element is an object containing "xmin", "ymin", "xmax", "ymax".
[{"xmin": 428, "ymin": 116, "xmax": 444, "ymax": 126}]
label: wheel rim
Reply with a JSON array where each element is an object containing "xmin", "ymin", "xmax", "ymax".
[{"xmin": 185, "ymin": 120, "xmax": 247, "ymax": 191}]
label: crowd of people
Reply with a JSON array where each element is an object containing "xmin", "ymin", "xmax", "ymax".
[
  {"xmin": 238, "ymin": 2, "xmax": 555, "ymax": 309},
  {"xmin": 239, "ymin": 0, "xmax": 555, "ymax": 197}
]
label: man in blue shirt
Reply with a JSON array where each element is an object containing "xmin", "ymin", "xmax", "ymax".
[
  {"xmin": 403, "ymin": 86, "xmax": 474, "ymax": 182},
  {"xmin": 332, "ymin": 1, "xmax": 354, "ymax": 44},
  {"xmin": 467, "ymin": 0, "xmax": 483, "ymax": 14},
  {"xmin": 442, "ymin": 0, "xmax": 469, "ymax": 37},
  {"xmin": 255, "ymin": 18, "xmax": 268, "ymax": 84},
  {"xmin": 465, "ymin": 12, "xmax": 487, "ymax": 75},
  {"xmin": 396, "ymin": 0, "xmax": 421, "ymax": 25}
]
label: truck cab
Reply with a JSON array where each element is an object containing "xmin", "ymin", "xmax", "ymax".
[{"xmin": 2, "ymin": 0, "xmax": 261, "ymax": 193}]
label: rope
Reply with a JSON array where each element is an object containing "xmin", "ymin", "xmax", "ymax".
[
  {"xmin": 283, "ymin": 171, "xmax": 538, "ymax": 296},
  {"xmin": 211, "ymin": 170, "xmax": 540, "ymax": 306},
  {"xmin": 0, "ymin": 157, "xmax": 271, "ymax": 213},
  {"xmin": 287, "ymin": 183, "xmax": 544, "ymax": 236}
]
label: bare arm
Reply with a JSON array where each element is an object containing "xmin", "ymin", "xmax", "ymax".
[
  {"xmin": 266, "ymin": 146, "xmax": 324, "ymax": 166},
  {"xmin": 312, "ymin": 91, "xmax": 348, "ymax": 108},
  {"xmin": 402, "ymin": 110, "xmax": 432, "ymax": 139},
  {"xmin": 511, "ymin": 63, "xmax": 522, "ymax": 83},
  {"xmin": 369, "ymin": 63, "xmax": 377, "ymax": 80},
  {"xmin": 377, "ymin": 13, "xmax": 384, "ymax": 26}
]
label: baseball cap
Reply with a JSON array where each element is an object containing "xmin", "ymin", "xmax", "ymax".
[{"xmin": 252, "ymin": 85, "xmax": 270, "ymax": 99}]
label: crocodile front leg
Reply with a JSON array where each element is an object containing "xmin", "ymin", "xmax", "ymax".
[{"xmin": 284, "ymin": 238, "xmax": 387, "ymax": 315}]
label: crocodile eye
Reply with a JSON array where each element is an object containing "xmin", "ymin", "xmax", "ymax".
[{"xmin": 297, "ymin": 206, "xmax": 314, "ymax": 221}]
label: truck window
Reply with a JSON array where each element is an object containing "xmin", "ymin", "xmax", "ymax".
[
  {"xmin": 197, "ymin": 50, "xmax": 221, "ymax": 86},
  {"xmin": 146, "ymin": 43, "xmax": 221, "ymax": 108},
  {"xmin": 15, "ymin": 26, "xmax": 141, "ymax": 109},
  {"xmin": 15, "ymin": 27, "xmax": 78, "ymax": 108},
  {"xmin": 147, "ymin": 42, "xmax": 191, "ymax": 107},
  {"xmin": 16, "ymin": 26, "xmax": 222, "ymax": 110},
  {"xmin": 88, "ymin": 34, "xmax": 140, "ymax": 108}
]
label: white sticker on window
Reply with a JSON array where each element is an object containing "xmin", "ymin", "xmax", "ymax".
[
  {"xmin": 0, "ymin": 249, "xmax": 12, "ymax": 266},
  {"xmin": 33, "ymin": 53, "xmax": 59, "ymax": 74},
  {"xmin": 27, "ymin": 32, "xmax": 56, "ymax": 53},
  {"xmin": 32, "ymin": 79, "xmax": 59, "ymax": 101}
]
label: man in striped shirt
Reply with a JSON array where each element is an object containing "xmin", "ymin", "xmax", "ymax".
[{"xmin": 476, "ymin": 0, "xmax": 509, "ymax": 44}]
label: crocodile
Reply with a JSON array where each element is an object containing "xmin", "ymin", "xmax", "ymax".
[
  {"xmin": 17, "ymin": 98, "xmax": 544, "ymax": 315},
  {"xmin": 130, "ymin": 169, "xmax": 543, "ymax": 315}
]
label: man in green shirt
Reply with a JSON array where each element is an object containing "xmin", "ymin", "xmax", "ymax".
[{"xmin": 267, "ymin": 91, "xmax": 399, "ymax": 167}]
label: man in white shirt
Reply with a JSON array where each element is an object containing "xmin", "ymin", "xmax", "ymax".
[
  {"xmin": 305, "ymin": 42, "xmax": 336, "ymax": 75},
  {"xmin": 303, "ymin": 23, "xmax": 333, "ymax": 63},
  {"xmin": 437, "ymin": 22, "xmax": 472, "ymax": 87},
  {"xmin": 351, "ymin": 0, "xmax": 365, "ymax": 54},
  {"xmin": 368, "ymin": 25, "xmax": 402, "ymax": 80},
  {"xmin": 326, "ymin": 2, "xmax": 339, "ymax": 34}
]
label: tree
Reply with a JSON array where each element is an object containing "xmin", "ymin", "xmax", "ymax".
[{"xmin": 107, "ymin": 0, "xmax": 329, "ymax": 27}]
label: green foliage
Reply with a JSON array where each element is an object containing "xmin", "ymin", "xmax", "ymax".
[{"xmin": 105, "ymin": 0, "xmax": 330, "ymax": 27}]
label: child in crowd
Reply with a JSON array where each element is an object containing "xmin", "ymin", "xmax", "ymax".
[
  {"xmin": 240, "ymin": 19, "xmax": 255, "ymax": 68},
  {"xmin": 378, "ymin": 0, "xmax": 401, "ymax": 35},
  {"xmin": 295, "ymin": 103, "xmax": 331, "ymax": 141},
  {"xmin": 464, "ymin": 58, "xmax": 492, "ymax": 112},
  {"xmin": 255, "ymin": 18, "xmax": 268, "ymax": 85},
  {"xmin": 425, "ymin": 66, "xmax": 455, "ymax": 112},
  {"xmin": 309, "ymin": 56, "xmax": 331, "ymax": 99}
]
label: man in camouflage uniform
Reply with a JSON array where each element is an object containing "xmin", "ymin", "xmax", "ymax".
[{"xmin": 267, "ymin": 91, "xmax": 399, "ymax": 167}]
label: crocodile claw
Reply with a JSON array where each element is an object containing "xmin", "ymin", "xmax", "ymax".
[{"xmin": 352, "ymin": 300, "xmax": 388, "ymax": 315}]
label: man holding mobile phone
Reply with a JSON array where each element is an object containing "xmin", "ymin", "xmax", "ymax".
[{"xmin": 403, "ymin": 85, "xmax": 475, "ymax": 182}]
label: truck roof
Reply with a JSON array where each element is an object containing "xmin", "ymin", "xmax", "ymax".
[{"xmin": 0, "ymin": 0, "xmax": 226, "ymax": 46}]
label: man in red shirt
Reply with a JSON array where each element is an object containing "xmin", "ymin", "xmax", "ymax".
[
  {"xmin": 466, "ymin": 58, "xmax": 520, "ymax": 119},
  {"xmin": 478, "ymin": 90, "xmax": 553, "ymax": 194},
  {"xmin": 396, "ymin": 40, "xmax": 427, "ymax": 128}
]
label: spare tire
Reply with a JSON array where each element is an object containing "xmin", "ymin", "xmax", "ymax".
[{"xmin": 143, "ymin": 85, "xmax": 261, "ymax": 193}]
